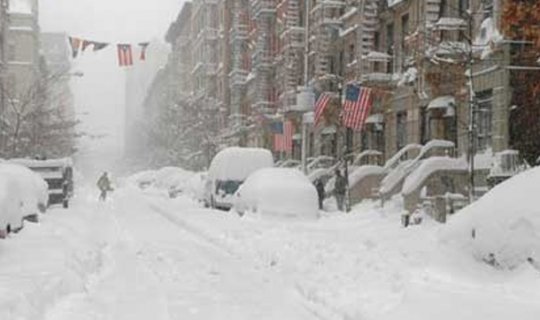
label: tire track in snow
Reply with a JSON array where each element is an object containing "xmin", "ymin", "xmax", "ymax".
[{"xmin": 142, "ymin": 195, "xmax": 356, "ymax": 320}]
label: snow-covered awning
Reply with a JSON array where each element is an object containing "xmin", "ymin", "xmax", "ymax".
[
  {"xmin": 365, "ymin": 113, "xmax": 384, "ymax": 124},
  {"xmin": 365, "ymin": 51, "xmax": 392, "ymax": 62},
  {"xmin": 427, "ymin": 96, "xmax": 455, "ymax": 110},
  {"xmin": 434, "ymin": 17, "xmax": 467, "ymax": 31}
]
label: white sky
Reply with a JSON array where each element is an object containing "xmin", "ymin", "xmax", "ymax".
[{"xmin": 39, "ymin": 0, "xmax": 183, "ymax": 177}]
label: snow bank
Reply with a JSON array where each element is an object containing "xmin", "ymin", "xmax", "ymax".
[
  {"xmin": 209, "ymin": 147, "xmax": 273, "ymax": 181},
  {"xmin": 402, "ymin": 157, "xmax": 468, "ymax": 195},
  {"xmin": 235, "ymin": 168, "xmax": 319, "ymax": 220},
  {"xmin": 443, "ymin": 166, "xmax": 540, "ymax": 269},
  {"xmin": 153, "ymin": 167, "xmax": 194, "ymax": 191}
]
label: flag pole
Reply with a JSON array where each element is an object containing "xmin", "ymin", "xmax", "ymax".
[{"xmin": 338, "ymin": 82, "xmax": 351, "ymax": 213}]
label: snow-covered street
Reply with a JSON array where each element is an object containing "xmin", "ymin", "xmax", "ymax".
[{"xmin": 1, "ymin": 182, "xmax": 539, "ymax": 320}]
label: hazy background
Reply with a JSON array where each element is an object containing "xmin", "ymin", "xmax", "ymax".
[{"xmin": 39, "ymin": 0, "xmax": 183, "ymax": 178}]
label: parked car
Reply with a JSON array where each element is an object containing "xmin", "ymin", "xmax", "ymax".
[
  {"xmin": 0, "ymin": 163, "xmax": 48, "ymax": 223},
  {"xmin": 0, "ymin": 174, "xmax": 25, "ymax": 239},
  {"xmin": 10, "ymin": 158, "xmax": 74, "ymax": 208},
  {"xmin": 233, "ymin": 168, "xmax": 319, "ymax": 220},
  {"xmin": 205, "ymin": 147, "xmax": 273, "ymax": 210}
]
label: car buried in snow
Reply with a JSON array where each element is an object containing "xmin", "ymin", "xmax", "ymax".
[
  {"xmin": 205, "ymin": 147, "xmax": 274, "ymax": 211},
  {"xmin": 233, "ymin": 168, "xmax": 319, "ymax": 220},
  {"xmin": 10, "ymin": 158, "xmax": 74, "ymax": 208}
]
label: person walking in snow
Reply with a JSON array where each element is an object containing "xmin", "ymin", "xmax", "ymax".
[
  {"xmin": 315, "ymin": 179, "xmax": 325, "ymax": 210},
  {"xmin": 334, "ymin": 169, "xmax": 347, "ymax": 211},
  {"xmin": 97, "ymin": 172, "xmax": 112, "ymax": 201}
]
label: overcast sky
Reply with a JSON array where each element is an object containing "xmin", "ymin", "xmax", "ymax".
[{"xmin": 39, "ymin": 0, "xmax": 183, "ymax": 177}]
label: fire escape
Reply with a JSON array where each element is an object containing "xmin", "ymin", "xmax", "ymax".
[
  {"xmin": 251, "ymin": 0, "xmax": 277, "ymax": 114},
  {"xmin": 276, "ymin": 0, "xmax": 304, "ymax": 112},
  {"xmin": 229, "ymin": 0, "xmax": 250, "ymax": 128},
  {"xmin": 310, "ymin": 0, "xmax": 345, "ymax": 89}
]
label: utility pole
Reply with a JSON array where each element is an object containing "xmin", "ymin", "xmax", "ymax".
[
  {"xmin": 466, "ymin": 8, "xmax": 476, "ymax": 203},
  {"xmin": 300, "ymin": 0, "xmax": 311, "ymax": 174}
]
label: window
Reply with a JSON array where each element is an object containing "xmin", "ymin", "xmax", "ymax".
[
  {"xmin": 374, "ymin": 31, "xmax": 380, "ymax": 51},
  {"xmin": 8, "ymin": 43, "xmax": 15, "ymax": 61},
  {"xmin": 386, "ymin": 23, "xmax": 394, "ymax": 73},
  {"xmin": 459, "ymin": 0, "xmax": 470, "ymax": 16},
  {"xmin": 348, "ymin": 44, "xmax": 355, "ymax": 63},
  {"xmin": 420, "ymin": 106, "xmax": 430, "ymax": 144},
  {"xmin": 396, "ymin": 111, "xmax": 407, "ymax": 150},
  {"xmin": 476, "ymin": 90, "xmax": 493, "ymax": 151},
  {"xmin": 483, "ymin": 0, "xmax": 494, "ymax": 18},
  {"xmin": 401, "ymin": 14, "xmax": 409, "ymax": 44}
]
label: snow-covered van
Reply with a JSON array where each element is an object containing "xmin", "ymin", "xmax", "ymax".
[{"xmin": 205, "ymin": 147, "xmax": 273, "ymax": 210}]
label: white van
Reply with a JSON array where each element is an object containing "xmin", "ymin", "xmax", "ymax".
[{"xmin": 205, "ymin": 147, "xmax": 273, "ymax": 210}]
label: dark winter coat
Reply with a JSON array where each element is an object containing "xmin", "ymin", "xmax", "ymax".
[
  {"xmin": 97, "ymin": 175, "xmax": 111, "ymax": 191},
  {"xmin": 334, "ymin": 175, "xmax": 347, "ymax": 195},
  {"xmin": 315, "ymin": 180, "xmax": 325, "ymax": 199}
]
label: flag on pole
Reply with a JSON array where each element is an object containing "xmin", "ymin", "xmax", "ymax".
[
  {"xmin": 81, "ymin": 40, "xmax": 93, "ymax": 52},
  {"xmin": 274, "ymin": 120, "xmax": 293, "ymax": 152},
  {"xmin": 342, "ymin": 84, "xmax": 373, "ymax": 131},
  {"xmin": 314, "ymin": 92, "xmax": 332, "ymax": 127},
  {"xmin": 69, "ymin": 37, "xmax": 82, "ymax": 58},
  {"xmin": 93, "ymin": 41, "xmax": 109, "ymax": 52},
  {"xmin": 139, "ymin": 42, "xmax": 150, "ymax": 60},
  {"xmin": 117, "ymin": 44, "xmax": 133, "ymax": 67}
]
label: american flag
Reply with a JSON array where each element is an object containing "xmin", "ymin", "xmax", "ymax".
[
  {"xmin": 342, "ymin": 84, "xmax": 373, "ymax": 131},
  {"xmin": 117, "ymin": 44, "xmax": 133, "ymax": 67},
  {"xmin": 314, "ymin": 92, "xmax": 332, "ymax": 126},
  {"xmin": 274, "ymin": 120, "xmax": 293, "ymax": 152}
]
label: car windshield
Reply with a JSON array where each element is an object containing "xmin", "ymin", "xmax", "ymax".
[{"xmin": 216, "ymin": 180, "xmax": 242, "ymax": 195}]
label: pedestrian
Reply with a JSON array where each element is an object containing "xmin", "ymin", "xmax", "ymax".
[
  {"xmin": 315, "ymin": 179, "xmax": 325, "ymax": 210},
  {"xmin": 334, "ymin": 169, "xmax": 347, "ymax": 211},
  {"xmin": 97, "ymin": 172, "xmax": 112, "ymax": 201}
]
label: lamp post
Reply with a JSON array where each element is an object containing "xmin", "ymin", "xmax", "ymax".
[{"xmin": 300, "ymin": 0, "xmax": 312, "ymax": 174}]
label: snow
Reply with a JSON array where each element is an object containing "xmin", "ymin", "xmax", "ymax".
[
  {"xmin": 1, "ymin": 173, "xmax": 540, "ymax": 319},
  {"xmin": 435, "ymin": 17, "xmax": 467, "ymax": 30},
  {"xmin": 0, "ymin": 164, "xmax": 47, "ymax": 231},
  {"xmin": 381, "ymin": 141, "xmax": 455, "ymax": 195},
  {"xmin": 474, "ymin": 17, "xmax": 503, "ymax": 60},
  {"xmin": 234, "ymin": 168, "xmax": 319, "ymax": 220},
  {"xmin": 387, "ymin": 0, "xmax": 405, "ymax": 8},
  {"xmin": 7, "ymin": 0, "xmax": 34, "ymax": 14},
  {"xmin": 427, "ymin": 95, "xmax": 455, "ymax": 110},
  {"xmin": 349, "ymin": 165, "xmax": 385, "ymax": 186},
  {"xmin": 443, "ymin": 166, "xmax": 540, "ymax": 270},
  {"xmin": 397, "ymin": 67, "xmax": 417, "ymax": 86},
  {"xmin": 402, "ymin": 157, "xmax": 468, "ymax": 195},
  {"xmin": 0, "ymin": 173, "xmax": 24, "ymax": 236},
  {"xmin": 383, "ymin": 144, "xmax": 422, "ymax": 171},
  {"xmin": 208, "ymin": 147, "xmax": 273, "ymax": 182},
  {"xmin": 365, "ymin": 51, "xmax": 392, "ymax": 61}
]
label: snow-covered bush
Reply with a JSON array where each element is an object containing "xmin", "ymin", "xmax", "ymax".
[
  {"xmin": 234, "ymin": 168, "xmax": 319, "ymax": 220},
  {"xmin": 443, "ymin": 166, "xmax": 540, "ymax": 270}
]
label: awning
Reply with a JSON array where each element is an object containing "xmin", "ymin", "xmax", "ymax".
[
  {"xmin": 365, "ymin": 113, "xmax": 384, "ymax": 124},
  {"xmin": 427, "ymin": 96, "xmax": 455, "ymax": 110},
  {"xmin": 321, "ymin": 126, "xmax": 337, "ymax": 135}
]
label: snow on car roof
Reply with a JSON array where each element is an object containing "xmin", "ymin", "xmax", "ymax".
[
  {"xmin": 209, "ymin": 147, "xmax": 273, "ymax": 181},
  {"xmin": 9, "ymin": 158, "xmax": 73, "ymax": 169}
]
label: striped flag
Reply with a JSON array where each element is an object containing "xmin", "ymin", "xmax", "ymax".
[
  {"xmin": 117, "ymin": 44, "xmax": 134, "ymax": 67},
  {"xmin": 314, "ymin": 92, "xmax": 332, "ymax": 127},
  {"xmin": 273, "ymin": 120, "xmax": 294, "ymax": 152},
  {"xmin": 342, "ymin": 84, "xmax": 373, "ymax": 131},
  {"xmin": 139, "ymin": 42, "xmax": 150, "ymax": 61}
]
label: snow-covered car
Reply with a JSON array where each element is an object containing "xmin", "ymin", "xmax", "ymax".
[
  {"xmin": 10, "ymin": 158, "xmax": 74, "ymax": 208},
  {"xmin": 205, "ymin": 147, "xmax": 274, "ymax": 210},
  {"xmin": 233, "ymin": 168, "xmax": 319, "ymax": 220},
  {"xmin": 444, "ymin": 165, "xmax": 540, "ymax": 270},
  {"xmin": 0, "ymin": 174, "xmax": 24, "ymax": 238},
  {"xmin": 0, "ymin": 163, "xmax": 48, "ymax": 219}
]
